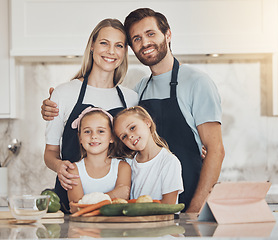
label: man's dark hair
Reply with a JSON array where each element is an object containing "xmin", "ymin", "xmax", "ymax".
[{"xmin": 124, "ymin": 8, "xmax": 171, "ymax": 46}]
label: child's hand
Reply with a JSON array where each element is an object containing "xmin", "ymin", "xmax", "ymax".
[
  {"xmin": 108, "ymin": 185, "xmax": 130, "ymax": 200},
  {"xmin": 69, "ymin": 201, "xmax": 79, "ymax": 214},
  {"xmin": 57, "ymin": 160, "xmax": 79, "ymax": 190}
]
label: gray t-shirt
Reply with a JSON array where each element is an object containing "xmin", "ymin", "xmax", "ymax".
[{"xmin": 135, "ymin": 64, "xmax": 222, "ymax": 154}]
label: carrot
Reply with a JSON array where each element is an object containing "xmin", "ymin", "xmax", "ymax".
[
  {"xmin": 71, "ymin": 200, "xmax": 111, "ymax": 217},
  {"xmin": 82, "ymin": 209, "xmax": 101, "ymax": 217},
  {"xmin": 128, "ymin": 199, "xmax": 161, "ymax": 203},
  {"xmin": 70, "ymin": 202, "xmax": 93, "ymax": 208}
]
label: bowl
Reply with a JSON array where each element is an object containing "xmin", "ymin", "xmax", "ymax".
[{"xmin": 8, "ymin": 195, "xmax": 50, "ymax": 220}]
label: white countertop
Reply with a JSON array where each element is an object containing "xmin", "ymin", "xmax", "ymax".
[{"xmin": 0, "ymin": 204, "xmax": 277, "ymax": 239}]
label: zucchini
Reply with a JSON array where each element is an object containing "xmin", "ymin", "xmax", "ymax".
[
  {"xmin": 100, "ymin": 203, "xmax": 129, "ymax": 216},
  {"xmin": 122, "ymin": 203, "xmax": 185, "ymax": 216}
]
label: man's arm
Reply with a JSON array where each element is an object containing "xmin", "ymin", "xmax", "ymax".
[
  {"xmin": 41, "ymin": 87, "xmax": 59, "ymax": 120},
  {"xmin": 186, "ymin": 122, "xmax": 225, "ymax": 213}
]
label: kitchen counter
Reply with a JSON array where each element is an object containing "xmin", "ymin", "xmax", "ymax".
[{"xmin": 0, "ymin": 205, "xmax": 277, "ymax": 239}]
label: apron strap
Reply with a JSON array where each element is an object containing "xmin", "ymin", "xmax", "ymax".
[
  {"xmin": 170, "ymin": 58, "xmax": 179, "ymax": 98},
  {"xmin": 116, "ymin": 86, "xmax": 127, "ymax": 109},
  {"xmin": 77, "ymin": 76, "xmax": 88, "ymax": 104},
  {"xmin": 139, "ymin": 74, "xmax": 152, "ymax": 102},
  {"xmin": 139, "ymin": 57, "xmax": 180, "ymax": 101}
]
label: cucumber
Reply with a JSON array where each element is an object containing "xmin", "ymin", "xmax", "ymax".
[
  {"xmin": 100, "ymin": 203, "xmax": 129, "ymax": 216},
  {"xmin": 122, "ymin": 203, "xmax": 185, "ymax": 216}
]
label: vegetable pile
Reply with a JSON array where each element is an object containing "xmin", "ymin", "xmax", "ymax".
[{"xmin": 70, "ymin": 195, "xmax": 184, "ymax": 217}]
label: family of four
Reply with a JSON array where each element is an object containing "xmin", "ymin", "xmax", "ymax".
[{"xmin": 41, "ymin": 8, "xmax": 225, "ymax": 214}]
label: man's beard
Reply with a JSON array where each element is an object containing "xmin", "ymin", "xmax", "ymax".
[{"xmin": 135, "ymin": 38, "xmax": 168, "ymax": 66}]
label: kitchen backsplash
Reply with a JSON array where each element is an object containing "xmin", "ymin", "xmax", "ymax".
[{"xmin": 0, "ymin": 56, "xmax": 278, "ymax": 205}]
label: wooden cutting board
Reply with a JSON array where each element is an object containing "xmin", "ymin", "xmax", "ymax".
[
  {"xmin": 0, "ymin": 210, "xmax": 64, "ymax": 219},
  {"xmin": 70, "ymin": 214, "xmax": 174, "ymax": 223}
]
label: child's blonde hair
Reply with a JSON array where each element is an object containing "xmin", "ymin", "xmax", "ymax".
[
  {"xmin": 113, "ymin": 106, "xmax": 170, "ymax": 158},
  {"xmin": 78, "ymin": 110, "xmax": 115, "ymax": 159}
]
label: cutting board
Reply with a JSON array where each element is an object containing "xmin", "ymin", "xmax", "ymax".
[
  {"xmin": 0, "ymin": 210, "xmax": 64, "ymax": 220},
  {"xmin": 70, "ymin": 214, "xmax": 174, "ymax": 223}
]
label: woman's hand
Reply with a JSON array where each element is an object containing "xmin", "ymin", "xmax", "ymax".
[
  {"xmin": 41, "ymin": 87, "xmax": 59, "ymax": 121},
  {"xmin": 44, "ymin": 145, "xmax": 80, "ymax": 190},
  {"xmin": 56, "ymin": 160, "xmax": 80, "ymax": 190}
]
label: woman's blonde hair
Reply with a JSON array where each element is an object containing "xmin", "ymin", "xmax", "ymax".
[
  {"xmin": 72, "ymin": 18, "xmax": 128, "ymax": 86},
  {"xmin": 78, "ymin": 110, "xmax": 115, "ymax": 159},
  {"xmin": 113, "ymin": 106, "xmax": 170, "ymax": 158}
]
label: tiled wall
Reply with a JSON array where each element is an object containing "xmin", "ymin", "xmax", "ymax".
[{"xmin": 1, "ymin": 56, "xmax": 278, "ymax": 205}]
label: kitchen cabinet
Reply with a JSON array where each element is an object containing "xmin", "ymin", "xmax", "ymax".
[
  {"xmin": 273, "ymin": 53, "xmax": 278, "ymax": 115},
  {"xmin": 8, "ymin": 0, "xmax": 278, "ymax": 116},
  {"xmin": 0, "ymin": 0, "xmax": 17, "ymax": 118},
  {"xmin": 10, "ymin": 0, "xmax": 278, "ymax": 56}
]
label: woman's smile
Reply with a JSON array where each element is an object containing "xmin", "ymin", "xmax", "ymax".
[{"xmin": 102, "ymin": 56, "xmax": 117, "ymax": 63}]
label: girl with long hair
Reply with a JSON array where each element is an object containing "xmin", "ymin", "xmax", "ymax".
[{"xmin": 113, "ymin": 106, "xmax": 183, "ymax": 204}]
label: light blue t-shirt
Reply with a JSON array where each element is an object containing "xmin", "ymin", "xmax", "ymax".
[{"xmin": 135, "ymin": 64, "xmax": 222, "ymax": 154}]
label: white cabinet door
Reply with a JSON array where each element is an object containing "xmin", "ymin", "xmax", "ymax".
[
  {"xmin": 170, "ymin": 0, "xmax": 278, "ymax": 54},
  {"xmin": 10, "ymin": 0, "xmax": 278, "ymax": 56},
  {"xmin": 0, "ymin": 0, "xmax": 17, "ymax": 118},
  {"xmin": 0, "ymin": 0, "xmax": 11, "ymax": 117}
]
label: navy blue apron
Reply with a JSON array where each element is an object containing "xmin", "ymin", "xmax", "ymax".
[
  {"xmin": 139, "ymin": 58, "xmax": 202, "ymax": 210},
  {"xmin": 55, "ymin": 76, "xmax": 127, "ymax": 213}
]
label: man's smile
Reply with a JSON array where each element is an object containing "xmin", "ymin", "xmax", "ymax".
[{"xmin": 143, "ymin": 48, "xmax": 155, "ymax": 55}]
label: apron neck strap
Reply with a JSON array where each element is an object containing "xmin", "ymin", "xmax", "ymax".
[
  {"xmin": 139, "ymin": 74, "xmax": 152, "ymax": 102},
  {"xmin": 77, "ymin": 76, "xmax": 88, "ymax": 104},
  {"xmin": 139, "ymin": 57, "xmax": 180, "ymax": 101},
  {"xmin": 116, "ymin": 85, "xmax": 127, "ymax": 108},
  {"xmin": 170, "ymin": 57, "xmax": 179, "ymax": 98}
]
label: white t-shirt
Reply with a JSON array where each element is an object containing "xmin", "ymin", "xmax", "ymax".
[
  {"xmin": 135, "ymin": 64, "xmax": 222, "ymax": 154},
  {"xmin": 126, "ymin": 148, "xmax": 184, "ymax": 203},
  {"xmin": 76, "ymin": 158, "xmax": 121, "ymax": 195},
  {"xmin": 46, "ymin": 79, "xmax": 138, "ymax": 145}
]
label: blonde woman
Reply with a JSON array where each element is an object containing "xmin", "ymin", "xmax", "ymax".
[{"xmin": 44, "ymin": 19, "xmax": 137, "ymax": 213}]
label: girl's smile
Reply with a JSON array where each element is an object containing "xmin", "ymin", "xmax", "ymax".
[
  {"xmin": 133, "ymin": 137, "xmax": 140, "ymax": 146},
  {"xmin": 89, "ymin": 141, "xmax": 101, "ymax": 147}
]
